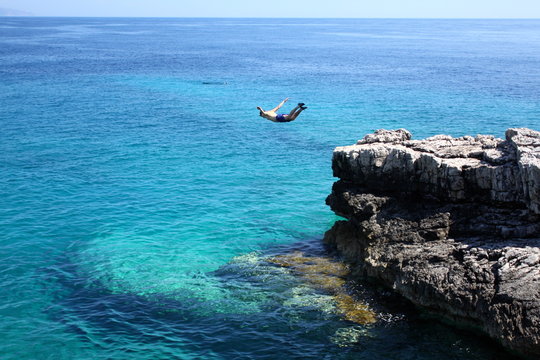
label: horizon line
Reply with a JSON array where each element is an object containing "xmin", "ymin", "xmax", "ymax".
[{"xmin": 2, "ymin": 15, "xmax": 540, "ymax": 20}]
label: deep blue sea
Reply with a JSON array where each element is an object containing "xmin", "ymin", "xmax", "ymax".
[{"xmin": 1, "ymin": 17, "xmax": 539, "ymax": 359}]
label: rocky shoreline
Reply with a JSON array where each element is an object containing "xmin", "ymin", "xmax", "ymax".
[{"xmin": 323, "ymin": 128, "xmax": 540, "ymax": 358}]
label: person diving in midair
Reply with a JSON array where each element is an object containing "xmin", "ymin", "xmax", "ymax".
[{"xmin": 257, "ymin": 98, "xmax": 307, "ymax": 122}]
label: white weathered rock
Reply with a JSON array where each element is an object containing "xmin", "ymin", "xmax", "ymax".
[
  {"xmin": 325, "ymin": 128, "xmax": 540, "ymax": 358},
  {"xmin": 357, "ymin": 128, "xmax": 412, "ymax": 144},
  {"xmin": 333, "ymin": 128, "xmax": 540, "ymax": 214}
]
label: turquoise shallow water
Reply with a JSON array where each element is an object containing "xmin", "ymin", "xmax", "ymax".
[{"xmin": 1, "ymin": 18, "xmax": 539, "ymax": 359}]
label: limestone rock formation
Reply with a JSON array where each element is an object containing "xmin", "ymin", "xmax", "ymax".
[{"xmin": 324, "ymin": 128, "xmax": 540, "ymax": 358}]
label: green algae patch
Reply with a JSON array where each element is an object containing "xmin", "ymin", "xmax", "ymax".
[
  {"xmin": 267, "ymin": 252, "xmax": 376, "ymax": 325},
  {"xmin": 268, "ymin": 252, "xmax": 349, "ymax": 277},
  {"xmin": 333, "ymin": 293, "xmax": 377, "ymax": 324}
]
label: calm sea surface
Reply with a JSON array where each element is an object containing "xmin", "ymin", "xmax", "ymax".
[{"xmin": 1, "ymin": 18, "xmax": 539, "ymax": 359}]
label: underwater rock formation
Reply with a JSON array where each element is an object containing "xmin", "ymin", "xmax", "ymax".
[
  {"xmin": 267, "ymin": 252, "xmax": 376, "ymax": 324},
  {"xmin": 324, "ymin": 128, "xmax": 540, "ymax": 358}
]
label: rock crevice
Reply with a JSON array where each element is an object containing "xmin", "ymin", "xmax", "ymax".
[{"xmin": 324, "ymin": 128, "xmax": 540, "ymax": 358}]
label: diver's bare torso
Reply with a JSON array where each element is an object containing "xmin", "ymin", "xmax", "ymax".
[{"xmin": 258, "ymin": 110, "xmax": 280, "ymax": 122}]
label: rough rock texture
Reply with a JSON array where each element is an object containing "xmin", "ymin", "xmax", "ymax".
[{"xmin": 324, "ymin": 128, "xmax": 540, "ymax": 358}]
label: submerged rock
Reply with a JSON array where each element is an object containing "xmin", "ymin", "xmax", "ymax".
[
  {"xmin": 324, "ymin": 128, "xmax": 540, "ymax": 358},
  {"xmin": 267, "ymin": 252, "xmax": 377, "ymax": 324}
]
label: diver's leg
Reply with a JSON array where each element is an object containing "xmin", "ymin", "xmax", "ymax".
[
  {"xmin": 287, "ymin": 105, "xmax": 300, "ymax": 117},
  {"xmin": 289, "ymin": 106, "xmax": 307, "ymax": 121}
]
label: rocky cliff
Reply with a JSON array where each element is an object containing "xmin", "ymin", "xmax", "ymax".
[{"xmin": 323, "ymin": 128, "xmax": 540, "ymax": 358}]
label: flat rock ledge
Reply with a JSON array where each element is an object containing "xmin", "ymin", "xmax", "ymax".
[{"xmin": 324, "ymin": 128, "xmax": 540, "ymax": 358}]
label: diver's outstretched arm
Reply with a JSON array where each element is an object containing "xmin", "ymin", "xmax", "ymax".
[{"xmin": 270, "ymin": 97, "xmax": 289, "ymax": 112}]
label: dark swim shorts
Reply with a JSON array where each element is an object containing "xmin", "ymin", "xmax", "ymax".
[{"xmin": 275, "ymin": 114, "xmax": 288, "ymax": 122}]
